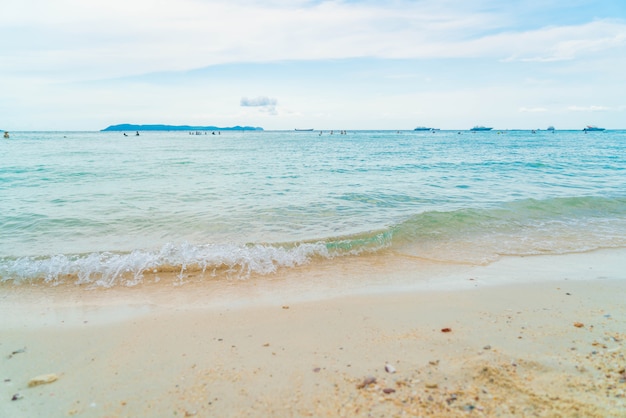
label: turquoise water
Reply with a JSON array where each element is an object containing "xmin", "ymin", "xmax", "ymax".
[{"xmin": 1, "ymin": 129, "xmax": 625, "ymax": 286}]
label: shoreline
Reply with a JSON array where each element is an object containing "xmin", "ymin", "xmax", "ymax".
[
  {"xmin": 2, "ymin": 249, "xmax": 625, "ymax": 416},
  {"xmin": 3, "ymin": 247, "xmax": 625, "ymax": 314}
]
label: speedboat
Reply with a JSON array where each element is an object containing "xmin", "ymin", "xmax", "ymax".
[{"xmin": 582, "ymin": 125, "xmax": 605, "ymax": 132}]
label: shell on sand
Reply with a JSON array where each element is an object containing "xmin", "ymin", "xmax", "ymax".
[
  {"xmin": 28, "ymin": 374, "xmax": 58, "ymax": 387},
  {"xmin": 385, "ymin": 363, "xmax": 396, "ymax": 374}
]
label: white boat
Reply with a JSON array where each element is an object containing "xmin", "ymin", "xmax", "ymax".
[
  {"xmin": 582, "ymin": 125, "xmax": 605, "ymax": 132},
  {"xmin": 295, "ymin": 128, "xmax": 314, "ymax": 131}
]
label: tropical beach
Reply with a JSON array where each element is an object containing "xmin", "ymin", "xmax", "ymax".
[
  {"xmin": 3, "ymin": 1, "xmax": 626, "ymax": 416},
  {"xmin": 2, "ymin": 128, "xmax": 626, "ymax": 417}
]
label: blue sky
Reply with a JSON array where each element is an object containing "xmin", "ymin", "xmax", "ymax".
[{"xmin": 1, "ymin": 0, "xmax": 625, "ymax": 130}]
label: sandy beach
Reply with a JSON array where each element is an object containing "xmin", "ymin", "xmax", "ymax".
[{"xmin": 2, "ymin": 249, "xmax": 625, "ymax": 417}]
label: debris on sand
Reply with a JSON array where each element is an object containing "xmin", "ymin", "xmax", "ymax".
[
  {"xmin": 357, "ymin": 376, "xmax": 377, "ymax": 389},
  {"xmin": 7, "ymin": 347, "xmax": 26, "ymax": 359}
]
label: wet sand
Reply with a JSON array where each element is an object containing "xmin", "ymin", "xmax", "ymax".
[{"xmin": 2, "ymin": 250, "xmax": 626, "ymax": 417}]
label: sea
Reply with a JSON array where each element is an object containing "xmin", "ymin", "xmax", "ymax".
[{"xmin": 1, "ymin": 129, "xmax": 625, "ymax": 291}]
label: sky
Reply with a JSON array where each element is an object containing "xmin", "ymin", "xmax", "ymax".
[{"xmin": 1, "ymin": 0, "xmax": 625, "ymax": 131}]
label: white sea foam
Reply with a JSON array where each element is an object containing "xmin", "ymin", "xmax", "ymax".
[{"xmin": 0, "ymin": 241, "xmax": 335, "ymax": 287}]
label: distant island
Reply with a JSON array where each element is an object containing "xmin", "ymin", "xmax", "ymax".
[{"xmin": 101, "ymin": 124, "xmax": 263, "ymax": 132}]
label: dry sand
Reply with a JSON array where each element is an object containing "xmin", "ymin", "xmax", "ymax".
[{"xmin": 2, "ymin": 249, "xmax": 625, "ymax": 417}]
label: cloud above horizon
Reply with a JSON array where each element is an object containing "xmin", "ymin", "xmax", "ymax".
[
  {"xmin": 241, "ymin": 96, "xmax": 278, "ymax": 107},
  {"xmin": 1, "ymin": 1, "xmax": 625, "ymax": 130},
  {"xmin": 3, "ymin": 0, "xmax": 625, "ymax": 80},
  {"xmin": 241, "ymin": 96, "xmax": 278, "ymax": 115}
]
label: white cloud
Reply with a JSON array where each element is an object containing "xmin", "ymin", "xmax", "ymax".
[
  {"xmin": 3, "ymin": 1, "xmax": 624, "ymax": 81},
  {"xmin": 241, "ymin": 96, "xmax": 278, "ymax": 116},
  {"xmin": 240, "ymin": 96, "xmax": 278, "ymax": 107},
  {"xmin": 503, "ymin": 21, "xmax": 626, "ymax": 62}
]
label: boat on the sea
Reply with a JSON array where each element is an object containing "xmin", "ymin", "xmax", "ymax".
[
  {"xmin": 3, "ymin": 131, "xmax": 9, "ymax": 139},
  {"xmin": 414, "ymin": 126, "xmax": 435, "ymax": 131},
  {"xmin": 295, "ymin": 128, "xmax": 314, "ymax": 131},
  {"xmin": 470, "ymin": 126, "xmax": 493, "ymax": 131},
  {"xmin": 582, "ymin": 125, "xmax": 605, "ymax": 132},
  {"xmin": 547, "ymin": 126, "xmax": 555, "ymax": 131}
]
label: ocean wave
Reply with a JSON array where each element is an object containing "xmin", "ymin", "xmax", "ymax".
[
  {"xmin": 390, "ymin": 195, "xmax": 626, "ymax": 263},
  {"xmin": 2, "ymin": 196, "xmax": 625, "ymax": 287},
  {"xmin": 0, "ymin": 232, "xmax": 393, "ymax": 287}
]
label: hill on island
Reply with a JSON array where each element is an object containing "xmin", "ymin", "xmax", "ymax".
[{"xmin": 102, "ymin": 124, "xmax": 263, "ymax": 131}]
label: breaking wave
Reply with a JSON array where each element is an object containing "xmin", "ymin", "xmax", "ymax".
[{"xmin": 2, "ymin": 196, "xmax": 625, "ymax": 287}]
